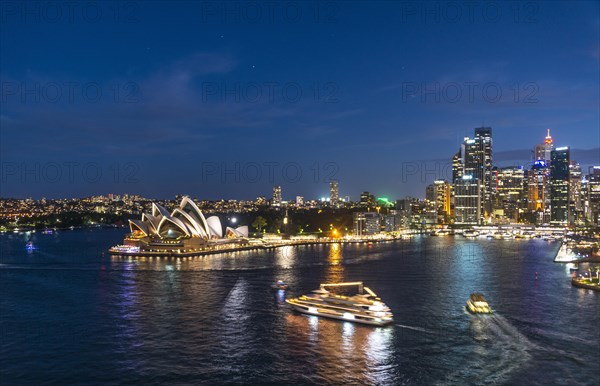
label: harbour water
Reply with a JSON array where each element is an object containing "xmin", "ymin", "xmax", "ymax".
[{"xmin": 1, "ymin": 229, "xmax": 598, "ymax": 385}]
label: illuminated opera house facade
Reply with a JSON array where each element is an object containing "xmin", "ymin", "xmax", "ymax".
[{"xmin": 110, "ymin": 196, "xmax": 249, "ymax": 256}]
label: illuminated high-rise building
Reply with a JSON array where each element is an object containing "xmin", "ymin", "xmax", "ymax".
[
  {"xmin": 426, "ymin": 180, "xmax": 451, "ymax": 224},
  {"xmin": 568, "ymin": 161, "xmax": 583, "ymax": 224},
  {"xmin": 329, "ymin": 180, "xmax": 339, "ymax": 206},
  {"xmin": 452, "ymin": 148, "xmax": 463, "ymax": 182},
  {"xmin": 451, "ymin": 126, "xmax": 493, "ymax": 221},
  {"xmin": 534, "ymin": 129, "xmax": 554, "ymax": 163},
  {"xmin": 474, "ymin": 127, "xmax": 493, "ymax": 213},
  {"xmin": 272, "ymin": 186, "xmax": 282, "ymax": 207},
  {"xmin": 527, "ymin": 128, "xmax": 554, "ymax": 223},
  {"xmin": 550, "ymin": 147, "xmax": 570, "ymax": 224},
  {"xmin": 527, "ymin": 160, "xmax": 550, "ymax": 224},
  {"xmin": 492, "ymin": 166, "xmax": 525, "ymax": 221},
  {"xmin": 584, "ymin": 166, "xmax": 600, "ymax": 225},
  {"xmin": 450, "ymin": 148, "xmax": 463, "ymax": 217},
  {"xmin": 454, "ymin": 175, "xmax": 481, "ymax": 225}
]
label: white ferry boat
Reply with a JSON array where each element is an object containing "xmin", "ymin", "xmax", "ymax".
[
  {"xmin": 286, "ymin": 282, "xmax": 394, "ymax": 326},
  {"xmin": 466, "ymin": 293, "xmax": 492, "ymax": 314}
]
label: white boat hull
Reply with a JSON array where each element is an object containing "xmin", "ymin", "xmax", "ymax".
[
  {"xmin": 288, "ymin": 303, "xmax": 393, "ymax": 326},
  {"xmin": 466, "ymin": 299, "xmax": 492, "ymax": 314}
]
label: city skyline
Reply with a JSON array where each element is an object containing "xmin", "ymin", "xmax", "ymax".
[
  {"xmin": 2, "ymin": 3, "xmax": 599, "ymax": 385},
  {"xmin": 1, "ymin": 2, "xmax": 599, "ymax": 199},
  {"xmin": 1, "ymin": 127, "xmax": 597, "ymax": 201}
]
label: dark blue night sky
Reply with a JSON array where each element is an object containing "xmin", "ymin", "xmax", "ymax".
[{"xmin": 1, "ymin": 1, "xmax": 599, "ymax": 199}]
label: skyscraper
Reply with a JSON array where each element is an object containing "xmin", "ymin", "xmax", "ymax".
[
  {"xmin": 451, "ymin": 126, "xmax": 492, "ymax": 222},
  {"xmin": 534, "ymin": 129, "xmax": 554, "ymax": 163},
  {"xmin": 451, "ymin": 148, "xmax": 463, "ymax": 219},
  {"xmin": 462, "ymin": 138, "xmax": 479, "ymax": 180},
  {"xmin": 550, "ymin": 147, "xmax": 570, "ymax": 224},
  {"xmin": 272, "ymin": 186, "xmax": 282, "ymax": 207},
  {"xmin": 329, "ymin": 180, "xmax": 339, "ymax": 206},
  {"xmin": 452, "ymin": 148, "xmax": 463, "ymax": 182},
  {"xmin": 454, "ymin": 175, "xmax": 481, "ymax": 225},
  {"xmin": 426, "ymin": 180, "xmax": 451, "ymax": 224},
  {"xmin": 568, "ymin": 161, "xmax": 583, "ymax": 224},
  {"xmin": 525, "ymin": 129, "xmax": 556, "ymax": 224},
  {"xmin": 584, "ymin": 166, "xmax": 600, "ymax": 225},
  {"xmin": 474, "ymin": 127, "xmax": 493, "ymax": 213},
  {"xmin": 527, "ymin": 160, "xmax": 550, "ymax": 224},
  {"xmin": 492, "ymin": 166, "xmax": 525, "ymax": 221}
]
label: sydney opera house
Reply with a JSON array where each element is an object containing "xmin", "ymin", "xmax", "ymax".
[{"xmin": 110, "ymin": 196, "xmax": 249, "ymax": 256}]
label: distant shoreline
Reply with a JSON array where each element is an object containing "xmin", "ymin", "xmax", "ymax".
[
  {"xmin": 571, "ymin": 278, "xmax": 600, "ymax": 292},
  {"xmin": 0, "ymin": 224, "xmax": 127, "ymax": 233},
  {"xmin": 108, "ymin": 237, "xmax": 402, "ymax": 258}
]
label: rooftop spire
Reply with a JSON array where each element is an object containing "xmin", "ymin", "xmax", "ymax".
[{"xmin": 545, "ymin": 128, "xmax": 553, "ymax": 144}]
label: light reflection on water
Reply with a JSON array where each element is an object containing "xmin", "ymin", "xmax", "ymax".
[
  {"xmin": 284, "ymin": 312, "xmax": 395, "ymax": 384},
  {"xmin": 1, "ymin": 229, "xmax": 598, "ymax": 385},
  {"xmin": 326, "ymin": 242, "xmax": 345, "ymax": 283},
  {"xmin": 275, "ymin": 245, "xmax": 295, "ymax": 269}
]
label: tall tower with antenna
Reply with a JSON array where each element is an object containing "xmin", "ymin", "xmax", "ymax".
[{"xmin": 534, "ymin": 129, "xmax": 554, "ymax": 163}]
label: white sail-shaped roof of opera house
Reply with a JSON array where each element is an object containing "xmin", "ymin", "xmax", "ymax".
[{"xmin": 128, "ymin": 196, "xmax": 248, "ymax": 240}]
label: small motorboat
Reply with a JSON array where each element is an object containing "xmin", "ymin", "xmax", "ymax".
[
  {"xmin": 271, "ymin": 280, "xmax": 288, "ymax": 291},
  {"xmin": 466, "ymin": 293, "xmax": 492, "ymax": 314},
  {"xmin": 25, "ymin": 241, "xmax": 35, "ymax": 251}
]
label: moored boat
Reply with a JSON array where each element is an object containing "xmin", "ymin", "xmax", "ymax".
[{"xmin": 463, "ymin": 230, "xmax": 480, "ymax": 238}]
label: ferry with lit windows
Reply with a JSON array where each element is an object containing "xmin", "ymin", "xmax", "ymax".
[
  {"xmin": 466, "ymin": 293, "xmax": 492, "ymax": 314},
  {"xmin": 286, "ymin": 282, "xmax": 394, "ymax": 326}
]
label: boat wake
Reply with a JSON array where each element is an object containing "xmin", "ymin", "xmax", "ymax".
[
  {"xmin": 443, "ymin": 314, "xmax": 535, "ymax": 384},
  {"xmin": 395, "ymin": 324, "xmax": 434, "ymax": 334}
]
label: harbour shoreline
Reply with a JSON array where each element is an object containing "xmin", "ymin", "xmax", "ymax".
[
  {"xmin": 108, "ymin": 237, "xmax": 402, "ymax": 258},
  {"xmin": 571, "ymin": 278, "xmax": 600, "ymax": 291}
]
